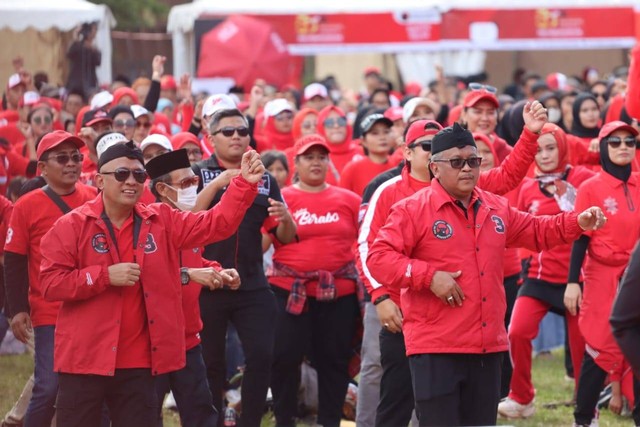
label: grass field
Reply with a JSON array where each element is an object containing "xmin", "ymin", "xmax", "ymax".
[{"xmin": 0, "ymin": 350, "xmax": 632, "ymax": 426}]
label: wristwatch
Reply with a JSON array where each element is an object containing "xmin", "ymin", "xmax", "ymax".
[{"xmin": 180, "ymin": 267, "xmax": 189, "ymax": 285}]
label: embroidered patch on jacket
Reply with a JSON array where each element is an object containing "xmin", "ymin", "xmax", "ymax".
[
  {"xmin": 491, "ymin": 215, "xmax": 505, "ymax": 234},
  {"xmin": 603, "ymin": 196, "xmax": 618, "ymax": 215},
  {"xmin": 432, "ymin": 220, "xmax": 453, "ymax": 240},
  {"xmin": 144, "ymin": 234, "xmax": 157, "ymax": 254},
  {"xmin": 92, "ymin": 233, "xmax": 109, "ymax": 254}
]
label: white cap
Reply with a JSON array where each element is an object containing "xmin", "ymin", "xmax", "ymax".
[
  {"xmin": 202, "ymin": 94, "xmax": 237, "ymax": 118},
  {"xmin": 22, "ymin": 91, "xmax": 40, "ymax": 106},
  {"xmin": 96, "ymin": 132, "xmax": 128, "ymax": 159},
  {"xmin": 264, "ymin": 98, "xmax": 293, "ymax": 118},
  {"xmin": 140, "ymin": 134, "xmax": 172, "ymax": 153},
  {"xmin": 402, "ymin": 97, "xmax": 441, "ymax": 124},
  {"xmin": 131, "ymin": 104, "xmax": 151, "ymax": 120},
  {"xmin": 7, "ymin": 74, "xmax": 23, "ymax": 89},
  {"xmin": 304, "ymin": 83, "xmax": 328, "ymax": 101},
  {"xmin": 90, "ymin": 91, "xmax": 114, "ymax": 110}
]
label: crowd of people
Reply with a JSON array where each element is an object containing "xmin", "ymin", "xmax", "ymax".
[{"xmin": 1, "ymin": 37, "xmax": 640, "ymax": 427}]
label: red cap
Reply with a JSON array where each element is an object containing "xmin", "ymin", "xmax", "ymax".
[
  {"xmin": 384, "ymin": 106, "xmax": 403, "ymax": 122},
  {"xmin": 405, "ymin": 120, "xmax": 443, "ymax": 145},
  {"xmin": 404, "ymin": 81, "xmax": 422, "ymax": 97},
  {"xmin": 294, "ymin": 134, "xmax": 330, "ymax": 155},
  {"xmin": 171, "ymin": 132, "xmax": 202, "ymax": 151},
  {"xmin": 463, "ymin": 91, "xmax": 499, "ymax": 109},
  {"xmin": 161, "ymin": 75, "xmax": 177, "ymax": 91},
  {"xmin": 363, "ymin": 66, "xmax": 381, "ymax": 76},
  {"xmin": 599, "ymin": 120, "xmax": 639, "ymax": 139},
  {"xmin": 37, "ymin": 130, "xmax": 84, "ymax": 160}
]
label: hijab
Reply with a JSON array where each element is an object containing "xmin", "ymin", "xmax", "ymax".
[{"xmin": 570, "ymin": 93, "xmax": 600, "ymax": 139}]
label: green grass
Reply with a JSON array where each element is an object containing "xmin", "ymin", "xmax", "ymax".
[{"xmin": 0, "ymin": 350, "xmax": 633, "ymax": 426}]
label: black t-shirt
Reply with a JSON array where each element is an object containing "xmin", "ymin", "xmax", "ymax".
[{"xmin": 192, "ymin": 155, "xmax": 283, "ymax": 291}]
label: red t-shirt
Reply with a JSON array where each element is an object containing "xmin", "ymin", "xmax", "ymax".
[
  {"xmin": 5, "ymin": 184, "xmax": 97, "ymax": 326},
  {"xmin": 269, "ymin": 184, "xmax": 360, "ymax": 297},
  {"xmin": 339, "ymin": 157, "xmax": 392, "ymax": 196}
]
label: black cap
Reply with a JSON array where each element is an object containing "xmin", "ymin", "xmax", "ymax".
[
  {"xmin": 108, "ymin": 105, "xmax": 134, "ymax": 120},
  {"xmin": 98, "ymin": 141, "xmax": 143, "ymax": 171},
  {"xmin": 431, "ymin": 123, "xmax": 476, "ymax": 155},
  {"xmin": 360, "ymin": 113, "xmax": 393, "ymax": 135},
  {"xmin": 146, "ymin": 149, "xmax": 191, "ymax": 180}
]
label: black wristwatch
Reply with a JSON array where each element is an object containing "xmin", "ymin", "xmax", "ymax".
[
  {"xmin": 373, "ymin": 294, "xmax": 391, "ymax": 305},
  {"xmin": 180, "ymin": 267, "xmax": 189, "ymax": 285}
]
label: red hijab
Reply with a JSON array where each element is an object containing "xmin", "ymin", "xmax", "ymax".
[
  {"xmin": 112, "ymin": 87, "xmax": 139, "ymax": 106},
  {"xmin": 292, "ymin": 108, "xmax": 317, "ymax": 142}
]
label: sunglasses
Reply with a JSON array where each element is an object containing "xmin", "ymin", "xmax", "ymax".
[
  {"xmin": 468, "ymin": 82, "xmax": 497, "ymax": 94},
  {"xmin": 302, "ymin": 121, "xmax": 317, "ymax": 130},
  {"xmin": 591, "ymin": 92, "xmax": 606, "ymax": 99},
  {"xmin": 275, "ymin": 112, "xmax": 294, "ymax": 121},
  {"xmin": 168, "ymin": 176, "xmax": 200, "ymax": 190},
  {"xmin": 212, "ymin": 126, "xmax": 250, "ymax": 137},
  {"xmin": 407, "ymin": 141, "xmax": 431, "ymax": 152},
  {"xmin": 136, "ymin": 121, "xmax": 152, "ymax": 129},
  {"xmin": 431, "ymin": 157, "xmax": 483, "ymax": 169},
  {"xmin": 33, "ymin": 116, "xmax": 52, "ymax": 125},
  {"xmin": 323, "ymin": 117, "xmax": 347, "ymax": 128},
  {"xmin": 607, "ymin": 136, "xmax": 636, "ymax": 148},
  {"xmin": 114, "ymin": 119, "xmax": 136, "ymax": 129},
  {"xmin": 101, "ymin": 168, "xmax": 148, "ymax": 183},
  {"xmin": 43, "ymin": 152, "xmax": 84, "ymax": 165}
]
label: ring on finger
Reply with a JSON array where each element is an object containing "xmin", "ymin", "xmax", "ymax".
[{"xmin": 447, "ymin": 295, "xmax": 454, "ymax": 303}]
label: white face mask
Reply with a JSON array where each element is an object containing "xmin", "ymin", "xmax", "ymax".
[
  {"xmin": 547, "ymin": 107, "xmax": 562, "ymax": 124},
  {"xmin": 167, "ymin": 185, "xmax": 198, "ymax": 211}
]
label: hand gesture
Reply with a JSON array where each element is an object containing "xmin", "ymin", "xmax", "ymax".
[
  {"xmin": 220, "ymin": 268, "xmax": 241, "ymax": 290},
  {"xmin": 588, "ymin": 138, "xmax": 600, "ymax": 153},
  {"xmin": 523, "ymin": 100, "xmax": 548, "ymax": 134},
  {"xmin": 10, "ymin": 312, "xmax": 32, "ymax": 344},
  {"xmin": 194, "ymin": 99, "xmax": 205, "ymax": 122},
  {"xmin": 189, "ymin": 267, "xmax": 224, "ymax": 290},
  {"xmin": 12, "ymin": 56, "xmax": 24, "ymax": 73},
  {"xmin": 375, "ymin": 298, "xmax": 403, "ymax": 333},
  {"xmin": 241, "ymin": 150, "xmax": 265, "ymax": 184},
  {"xmin": 250, "ymin": 85, "xmax": 264, "ymax": 107},
  {"xmin": 151, "ymin": 55, "xmax": 166, "ymax": 80},
  {"xmin": 564, "ymin": 283, "xmax": 582, "ymax": 316},
  {"xmin": 577, "ymin": 206, "xmax": 607, "ymax": 231},
  {"xmin": 108, "ymin": 263, "xmax": 141, "ymax": 286},
  {"xmin": 18, "ymin": 122, "xmax": 33, "ymax": 140},
  {"xmin": 178, "ymin": 73, "xmax": 192, "ymax": 102},
  {"xmin": 430, "ymin": 270, "xmax": 465, "ymax": 307},
  {"xmin": 267, "ymin": 198, "xmax": 292, "ymax": 223},
  {"xmin": 79, "ymin": 126, "xmax": 98, "ymax": 145},
  {"xmin": 211, "ymin": 169, "xmax": 241, "ymax": 189}
]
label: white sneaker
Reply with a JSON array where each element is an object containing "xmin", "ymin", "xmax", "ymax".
[{"xmin": 497, "ymin": 397, "xmax": 536, "ymax": 419}]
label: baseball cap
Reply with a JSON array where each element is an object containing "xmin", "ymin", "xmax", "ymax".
[
  {"xmin": 463, "ymin": 90, "xmax": 499, "ymax": 109},
  {"xmin": 264, "ymin": 99, "xmax": 294, "ymax": 118},
  {"xmin": 96, "ymin": 132, "xmax": 128, "ymax": 159},
  {"xmin": 131, "ymin": 105, "xmax": 151, "ymax": 120},
  {"xmin": 402, "ymin": 97, "xmax": 441, "ymax": 123},
  {"xmin": 599, "ymin": 121, "xmax": 639, "ymax": 139},
  {"xmin": 360, "ymin": 113, "xmax": 393, "ymax": 135},
  {"xmin": 160, "ymin": 75, "xmax": 177, "ymax": 91},
  {"xmin": 405, "ymin": 120, "xmax": 443, "ymax": 146},
  {"xmin": 363, "ymin": 66, "xmax": 381, "ymax": 77},
  {"xmin": 90, "ymin": 90, "xmax": 114, "ymax": 110},
  {"xmin": 7, "ymin": 74, "xmax": 24, "ymax": 89},
  {"xmin": 171, "ymin": 132, "xmax": 201, "ymax": 151},
  {"xmin": 36, "ymin": 130, "xmax": 84, "ymax": 160},
  {"xmin": 384, "ymin": 106, "xmax": 404, "ymax": 122},
  {"xmin": 202, "ymin": 94, "xmax": 237, "ymax": 118},
  {"xmin": 304, "ymin": 83, "xmax": 328, "ymax": 101},
  {"xmin": 404, "ymin": 81, "xmax": 422, "ymax": 97},
  {"xmin": 140, "ymin": 134, "xmax": 173, "ymax": 153},
  {"xmin": 20, "ymin": 91, "xmax": 41, "ymax": 107},
  {"xmin": 82, "ymin": 109, "xmax": 112, "ymax": 127},
  {"xmin": 294, "ymin": 133, "xmax": 330, "ymax": 155}
]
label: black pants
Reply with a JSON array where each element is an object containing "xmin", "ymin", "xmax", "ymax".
[
  {"xmin": 501, "ymin": 273, "xmax": 519, "ymax": 398},
  {"xmin": 155, "ymin": 344, "xmax": 218, "ymax": 427},
  {"xmin": 56, "ymin": 368, "xmax": 157, "ymax": 427},
  {"xmin": 409, "ymin": 353, "xmax": 502, "ymax": 427},
  {"xmin": 376, "ymin": 328, "xmax": 414, "ymax": 427},
  {"xmin": 270, "ymin": 288, "xmax": 359, "ymax": 427},
  {"xmin": 199, "ymin": 287, "xmax": 276, "ymax": 427}
]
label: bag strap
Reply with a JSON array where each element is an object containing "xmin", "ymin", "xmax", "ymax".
[{"xmin": 42, "ymin": 185, "xmax": 72, "ymax": 214}]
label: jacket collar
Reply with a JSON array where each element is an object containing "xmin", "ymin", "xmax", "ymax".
[
  {"xmin": 78, "ymin": 194, "xmax": 156, "ymax": 220},
  {"xmin": 599, "ymin": 169, "xmax": 638, "ymax": 188}
]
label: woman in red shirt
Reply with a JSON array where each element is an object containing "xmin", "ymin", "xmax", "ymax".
[
  {"xmin": 266, "ymin": 133, "xmax": 361, "ymax": 427},
  {"xmin": 498, "ymin": 124, "xmax": 594, "ymax": 419},
  {"xmin": 567, "ymin": 93, "xmax": 602, "ymax": 169}
]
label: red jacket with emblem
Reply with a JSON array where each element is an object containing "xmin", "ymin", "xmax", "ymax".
[
  {"xmin": 367, "ymin": 178, "xmax": 583, "ymax": 355},
  {"xmin": 39, "ymin": 176, "xmax": 257, "ymax": 376}
]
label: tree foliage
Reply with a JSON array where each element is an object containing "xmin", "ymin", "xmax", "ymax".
[{"xmin": 89, "ymin": 0, "xmax": 169, "ymax": 31}]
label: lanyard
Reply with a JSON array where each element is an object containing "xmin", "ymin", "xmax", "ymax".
[{"xmin": 101, "ymin": 211, "xmax": 142, "ymax": 262}]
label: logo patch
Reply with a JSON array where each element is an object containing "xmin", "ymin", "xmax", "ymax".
[
  {"xmin": 432, "ymin": 220, "xmax": 453, "ymax": 240},
  {"xmin": 92, "ymin": 233, "xmax": 110, "ymax": 254},
  {"xmin": 603, "ymin": 196, "xmax": 618, "ymax": 215},
  {"xmin": 200, "ymin": 169, "xmax": 222, "ymax": 186},
  {"xmin": 491, "ymin": 215, "xmax": 505, "ymax": 233},
  {"xmin": 257, "ymin": 173, "xmax": 271, "ymax": 196},
  {"xmin": 5, "ymin": 227, "xmax": 12, "ymax": 244},
  {"xmin": 144, "ymin": 234, "xmax": 157, "ymax": 254}
]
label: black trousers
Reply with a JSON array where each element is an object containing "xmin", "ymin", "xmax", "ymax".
[
  {"xmin": 199, "ymin": 287, "xmax": 276, "ymax": 427},
  {"xmin": 56, "ymin": 368, "xmax": 157, "ymax": 427},
  {"xmin": 270, "ymin": 288, "xmax": 359, "ymax": 427},
  {"xmin": 376, "ymin": 328, "xmax": 414, "ymax": 427},
  {"xmin": 501, "ymin": 273, "xmax": 519, "ymax": 398},
  {"xmin": 155, "ymin": 344, "xmax": 218, "ymax": 427},
  {"xmin": 409, "ymin": 353, "xmax": 502, "ymax": 427}
]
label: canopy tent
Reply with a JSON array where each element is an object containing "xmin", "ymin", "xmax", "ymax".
[{"xmin": 0, "ymin": 0, "xmax": 116, "ymax": 90}]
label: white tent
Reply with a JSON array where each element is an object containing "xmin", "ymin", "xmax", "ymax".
[{"xmin": 0, "ymin": 0, "xmax": 116, "ymax": 88}]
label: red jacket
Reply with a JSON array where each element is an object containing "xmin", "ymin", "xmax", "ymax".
[
  {"xmin": 39, "ymin": 176, "xmax": 257, "ymax": 376},
  {"xmin": 358, "ymin": 127, "xmax": 540, "ymax": 306},
  {"xmin": 367, "ymin": 179, "xmax": 583, "ymax": 355}
]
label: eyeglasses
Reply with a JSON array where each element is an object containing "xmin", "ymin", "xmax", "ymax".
[
  {"xmin": 100, "ymin": 168, "xmax": 148, "ymax": 183},
  {"xmin": 114, "ymin": 119, "xmax": 136, "ymax": 129},
  {"xmin": 607, "ymin": 136, "xmax": 636, "ymax": 148},
  {"xmin": 185, "ymin": 148, "xmax": 203, "ymax": 157},
  {"xmin": 136, "ymin": 121, "xmax": 152, "ymax": 129},
  {"xmin": 43, "ymin": 152, "xmax": 84, "ymax": 165},
  {"xmin": 468, "ymin": 83, "xmax": 497, "ymax": 94},
  {"xmin": 591, "ymin": 92, "xmax": 606, "ymax": 99},
  {"xmin": 407, "ymin": 141, "xmax": 431, "ymax": 152},
  {"xmin": 212, "ymin": 126, "xmax": 250, "ymax": 137},
  {"xmin": 33, "ymin": 116, "xmax": 52, "ymax": 125},
  {"xmin": 302, "ymin": 121, "xmax": 317, "ymax": 130},
  {"xmin": 323, "ymin": 117, "xmax": 347, "ymax": 128},
  {"xmin": 275, "ymin": 112, "xmax": 294, "ymax": 121},
  {"xmin": 168, "ymin": 176, "xmax": 199, "ymax": 190},
  {"xmin": 431, "ymin": 157, "xmax": 483, "ymax": 169}
]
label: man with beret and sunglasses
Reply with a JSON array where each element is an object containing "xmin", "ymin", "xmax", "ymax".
[
  {"xmin": 38, "ymin": 141, "xmax": 263, "ymax": 427},
  {"xmin": 367, "ymin": 117, "xmax": 608, "ymax": 426},
  {"xmin": 4, "ymin": 130, "xmax": 97, "ymax": 427},
  {"xmin": 192, "ymin": 103, "xmax": 297, "ymax": 427}
]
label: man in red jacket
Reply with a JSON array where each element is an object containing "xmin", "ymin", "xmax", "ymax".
[
  {"xmin": 367, "ymin": 122, "xmax": 607, "ymax": 426},
  {"xmin": 38, "ymin": 141, "xmax": 263, "ymax": 427}
]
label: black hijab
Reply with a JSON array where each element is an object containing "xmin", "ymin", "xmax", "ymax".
[{"xmin": 571, "ymin": 93, "xmax": 600, "ymax": 139}]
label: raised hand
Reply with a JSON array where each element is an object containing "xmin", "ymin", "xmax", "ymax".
[
  {"xmin": 523, "ymin": 100, "xmax": 548, "ymax": 134},
  {"xmin": 151, "ymin": 55, "xmax": 166, "ymax": 80},
  {"xmin": 240, "ymin": 150, "xmax": 265, "ymax": 184}
]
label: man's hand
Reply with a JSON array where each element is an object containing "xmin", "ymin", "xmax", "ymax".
[
  {"xmin": 268, "ymin": 198, "xmax": 292, "ymax": 223},
  {"xmin": 577, "ymin": 206, "xmax": 607, "ymax": 231},
  {"xmin": 178, "ymin": 73, "xmax": 192, "ymax": 102},
  {"xmin": 241, "ymin": 150, "xmax": 265, "ymax": 184},
  {"xmin": 375, "ymin": 299, "xmax": 403, "ymax": 333},
  {"xmin": 523, "ymin": 100, "xmax": 548, "ymax": 134},
  {"xmin": 108, "ymin": 263, "xmax": 141, "ymax": 286},
  {"xmin": 151, "ymin": 55, "xmax": 166, "ymax": 81},
  {"xmin": 10, "ymin": 312, "xmax": 31, "ymax": 344},
  {"xmin": 188, "ymin": 267, "xmax": 224, "ymax": 290},
  {"xmin": 211, "ymin": 169, "xmax": 241, "ymax": 189},
  {"xmin": 220, "ymin": 268, "xmax": 241, "ymax": 290},
  {"xmin": 429, "ymin": 270, "xmax": 464, "ymax": 307},
  {"xmin": 564, "ymin": 283, "xmax": 582, "ymax": 316}
]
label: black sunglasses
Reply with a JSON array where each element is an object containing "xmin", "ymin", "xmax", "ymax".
[
  {"xmin": 323, "ymin": 117, "xmax": 347, "ymax": 128},
  {"xmin": 43, "ymin": 152, "xmax": 84, "ymax": 165},
  {"xmin": 607, "ymin": 136, "xmax": 636, "ymax": 148},
  {"xmin": 114, "ymin": 119, "xmax": 136, "ymax": 128},
  {"xmin": 33, "ymin": 116, "xmax": 52, "ymax": 125},
  {"xmin": 101, "ymin": 168, "xmax": 147, "ymax": 183},
  {"xmin": 212, "ymin": 126, "xmax": 249, "ymax": 137},
  {"xmin": 407, "ymin": 141, "xmax": 431, "ymax": 152},
  {"xmin": 431, "ymin": 157, "xmax": 483, "ymax": 169},
  {"xmin": 468, "ymin": 82, "xmax": 497, "ymax": 94}
]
